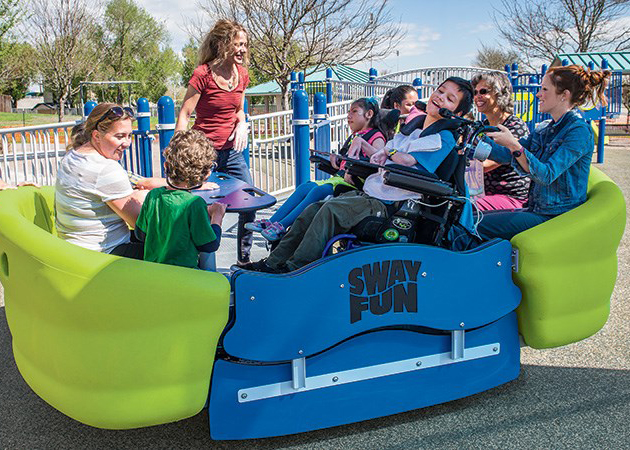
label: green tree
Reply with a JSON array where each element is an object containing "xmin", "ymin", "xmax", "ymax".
[
  {"xmin": 100, "ymin": 0, "xmax": 180, "ymax": 102},
  {"xmin": 189, "ymin": 0, "xmax": 404, "ymax": 109},
  {"xmin": 25, "ymin": 0, "xmax": 103, "ymax": 121},
  {"xmin": 472, "ymin": 44, "xmax": 521, "ymax": 71}
]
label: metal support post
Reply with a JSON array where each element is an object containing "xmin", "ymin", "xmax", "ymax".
[
  {"xmin": 293, "ymin": 89, "xmax": 310, "ymax": 186},
  {"xmin": 136, "ymin": 97, "xmax": 152, "ymax": 177},
  {"xmin": 313, "ymin": 92, "xmax": 329, "ymax": 181},
  {"xmin": 157, "ymin": 96, "xmax": 175, "ymax": 177}
]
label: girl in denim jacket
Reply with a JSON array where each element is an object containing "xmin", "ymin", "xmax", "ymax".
[{"xmin": 475, "ymin": 65, "xmax": 611, "ymax": 240}]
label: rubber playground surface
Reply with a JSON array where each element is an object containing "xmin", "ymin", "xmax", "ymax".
[{"xmin": 1, "ymin": 138, "xmax": 629, "ymax": 449}]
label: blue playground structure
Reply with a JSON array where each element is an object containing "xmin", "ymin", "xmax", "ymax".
[{"xmin": 0, "ymin": 61, "xmax": 626, "ymax": 440}]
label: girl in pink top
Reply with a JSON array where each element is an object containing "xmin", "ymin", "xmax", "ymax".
[
  {"xmin": 176, "ymin": 19, "xmax": 255, "ymax": 266},
  {"xmin": 246, "ymin": 97, "xmax": 388, "ymax": 242}
]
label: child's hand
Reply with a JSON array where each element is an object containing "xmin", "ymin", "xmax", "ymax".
[
  {"xmin": 347, "ymin": 138, "xmax": 363, "ymax": 159},
  {"xmin": 208, "ymin": 202, "xmax": 227, "ymax": 225},
  {"xmin": 201, "ymin": 181, "xmax": 220, "ymax": 190},
  {"xmin": 370, "ymin": 150, "xmax": 388, "ymax": 166},
  {"xmin": 135, "ymin": 177, "xmax": 165, "ymax": 190},
  {"xmin": 330, "ymin": 153, "xmax": 339, "ymax": 169}
]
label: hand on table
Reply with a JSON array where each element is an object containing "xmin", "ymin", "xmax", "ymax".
[
  {"xmin": 201, "ymin": 181, "xmax": 220, "ymax": 190},
  {"xmin": 207, "ymin": 202, "xmax": 227, "ymax": 225}
]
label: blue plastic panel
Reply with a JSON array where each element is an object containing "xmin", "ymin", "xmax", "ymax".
[
  {"xmin": 210, "ymin": 311, "xmax": 520, "ymax": 440},
  {"xmin": 227, "ymin": 239, "xmax": 520, "ymax": 362}
]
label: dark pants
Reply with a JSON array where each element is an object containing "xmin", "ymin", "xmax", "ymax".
[
  {"xmin": 215, "ymin": 149, "xmax": 255, "ymax": 263},
  {"xmin": 111, "ymin": 242, "xmax": 144, "ymax": 260},
  {"xmin": 476, "ymin": 209, "xmax": 554, "ymax": 241},
  {"xmin": 266, "ymin": 191, "xmax": 388, "ymax": 271}
]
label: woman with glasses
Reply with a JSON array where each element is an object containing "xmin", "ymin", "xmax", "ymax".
[
  {"xmin": 176, "ymin": 19, "xmax": 254, "ymax": 267},
  {"xmin": 471, "ymin": 72, "xmax": 530, "ymax": 211},
  {"xmin": 55, "ymin": 103, "xmax": 148, "ymax": 259}
]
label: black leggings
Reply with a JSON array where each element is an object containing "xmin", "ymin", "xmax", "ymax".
[{"xmin": 110, "ymin": 235, "xmax": 144, "ymax": 260}]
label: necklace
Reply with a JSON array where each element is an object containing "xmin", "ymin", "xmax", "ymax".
[{"xmin": 213, "ymin": 65, "xmax": 237, "ymax": 90}]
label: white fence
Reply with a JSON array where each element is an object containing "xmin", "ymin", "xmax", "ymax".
[
  {"xmin": 0, "ymin": 121, "xmax": 80, "ymax": 185},
  {"xmin": 0, "ymin": 99, "xmax": 359, "ymax": 195}
]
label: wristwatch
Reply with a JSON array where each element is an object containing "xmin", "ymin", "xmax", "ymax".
[
  {"xmin": 387, "ymin": 148, "xmax": 398, "ymax": 158},
  {"xmin": 513, "ymin": 146, "xmax": 524, "ymax": 157}
]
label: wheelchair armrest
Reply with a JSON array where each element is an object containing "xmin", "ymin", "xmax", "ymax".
[
  {"xmin": 346, "ymin": 160, "xmax": 378, "ymax": 179},
  {"xmin": 310, "ymin": 154, "xmax": 338, "ymax": 176},
  {"xmin": 383, "ymin": 170, "xmax": 456, "ymax": 197}
]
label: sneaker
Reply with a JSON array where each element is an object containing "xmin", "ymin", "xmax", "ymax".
[
  {"xmin": 244, "ymin": 219, "xmax": 272, "ymax": 232},
  {"xmin": 261, "ymin": 222, "xmax": 286, "ymax": 242},
  {"xmin": 233, "ymin": 258, "xmax": 282, "ymax": 273}
]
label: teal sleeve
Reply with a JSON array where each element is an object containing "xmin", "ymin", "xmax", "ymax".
[{"xmin": 409, "ymin": 131, "xmax": 456, "ymax": 173}]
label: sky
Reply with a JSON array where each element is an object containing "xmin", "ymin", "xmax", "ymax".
[
  {"xmin": 137, "ymin": 0, "xmax": 507, "ymax": 71},
  {"xmin": 136, "ymin": 0, "xmax": 522, "ymax": 73}
]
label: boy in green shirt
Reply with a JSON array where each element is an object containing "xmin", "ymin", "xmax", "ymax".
[{"xmin": 135, "ymin": 130, "xmax": 226, "ymax": 268}]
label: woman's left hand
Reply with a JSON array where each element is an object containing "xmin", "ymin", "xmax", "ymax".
[
  {"xmin": 487, "ymin": 124, "xmax": 520, "ymax": 151},
  {"xmin": 135, "ymin": 177, "xmax": 166, "ymax": 190},
  {"xmin": 229, "ymin": 121, "xmax": 249, "ymax": 152}
]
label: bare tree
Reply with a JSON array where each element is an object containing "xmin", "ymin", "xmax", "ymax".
[
  {"xmin": 24, "ymin": 0, "xmax": 103, "ymax": 121},
  {"xmin": 472, "ymin": 43, "xmax": 521, "ymax": 71},
  {"xmin": 494, "ymin": 0, "xmax": 630, "ymax": 69},
  {"xmin": 187, "ymin": 0, "xmax": 404, "ymax": 109}
]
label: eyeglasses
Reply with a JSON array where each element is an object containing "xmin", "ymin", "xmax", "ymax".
[
  {"xmin": 473, "ymin": 88, "xmax": 490, "ymax": 96},
  {"xmin": 94, "ymin": 106, "xmax": 135, "ymax": 129}
]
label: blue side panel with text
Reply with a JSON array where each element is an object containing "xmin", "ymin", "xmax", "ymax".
[{"xmin": 226, "ymin": 239, "xmax": 520, "ymax": 362}]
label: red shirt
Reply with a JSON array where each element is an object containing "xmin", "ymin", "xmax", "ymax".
[{"xmin": 189, "ymin": 64, "xmax": 250, "ymax": 151}]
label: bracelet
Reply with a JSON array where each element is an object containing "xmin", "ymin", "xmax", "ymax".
[{"xmin": 387, "ymin": 148, "xmax": 398, "ymax": 158}]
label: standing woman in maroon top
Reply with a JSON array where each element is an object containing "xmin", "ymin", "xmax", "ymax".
[{"xmin": 176, "ymin": 19, "xmax": 255, "ymax": 266}]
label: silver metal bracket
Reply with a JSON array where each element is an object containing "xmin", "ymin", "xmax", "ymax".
[
  {"xmin": 155, "ymin": 123, "xmax": 176, "ymax": 130},
  {"xmin": 135, "ymin": 112, "xmax": 151, "ymax": 118},
  {"xmin": 511, "ymin": 248, "xmax": 519, "ymax": 272},
  {"xmin": 237, "ymin": 342, "xmax": 500, "ymax": 403},
  {"xmin": 292, "ymin": 119, "xmax": 310, "ymax": 126},
  {"xmin": 291, "ymin": 357, "xmax": 306, "ymax": 390},
  {"xmin": 312, "ymin": 114, "xmax": 328, "ymax": 120},
  {"xmin": 451, "ymin": 330, "xmax": 465, "ymax": 360}
]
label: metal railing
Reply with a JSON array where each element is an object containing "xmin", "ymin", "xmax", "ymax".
[
  {"xmin": 0, "ymin": 121, "xmax": 80, "ymax": 185},
  {"xmin": 376, "ymin": 66, "xmax": 495, "ymax": 85},
  {"xmin": 248, "ymin": 109, "xmax": 296, "ymax": 196}
]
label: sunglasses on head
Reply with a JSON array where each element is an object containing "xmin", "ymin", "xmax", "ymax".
[
  {"xmin": 473, "ymin": 88, "xmax": 490, "ymax": 96},
  {"xmin": 94, "ymin": 106, "xmax": 135, "ymax": 128}
]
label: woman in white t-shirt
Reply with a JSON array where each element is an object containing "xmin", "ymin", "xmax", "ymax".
[{"xmin": 55, "ymin": 103, "xmax": 149, "ymax": 258}]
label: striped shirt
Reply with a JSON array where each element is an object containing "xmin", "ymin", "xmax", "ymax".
[{"xmin": 55, "ymin": 149, "xmax": 133, "ymax": 253}]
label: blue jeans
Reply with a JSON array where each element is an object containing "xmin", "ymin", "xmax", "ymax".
[
  {"xmin": 215, "ymin": 149, "xmax": 255, "ymax": 263},
  {"xmin": 270, "ymin": 182, "xmax": 334, "ymax": 228},
  {"xmin": 476, "ymin": 209, "xmax": 554, "ymax": 241}
]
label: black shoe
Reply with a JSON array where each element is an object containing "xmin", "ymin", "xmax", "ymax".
[{"xmin": 232, "ymin": 258, "xmax": 281, "ymax": 273}]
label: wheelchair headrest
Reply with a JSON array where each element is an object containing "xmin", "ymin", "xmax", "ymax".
[
  {"xmin": 400, "ymin": 114, "xmax": 462, "ymax": 138},
  {"xmin": 379, "ymin": 108, "xmax": 401, "ymax": 131}
]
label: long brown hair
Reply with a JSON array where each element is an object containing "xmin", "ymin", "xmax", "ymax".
[
  {"xmin": 198, "ymin": 19, "xmax": 248, "ymax": 68},
  {"xmin": 546, "ymin": 65, "xmax": 612, "ymax": 107},
  {"xmin": 68, "ymin": 103, "xmax": 134, "ymax": 150}
]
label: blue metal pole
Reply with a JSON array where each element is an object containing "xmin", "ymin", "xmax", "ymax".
[
  {"xmin": 597, "ymin": 59, "xmax": 608, "ymax": 164},
  {"xmin": 293, "ymin": 89, "xmax": 310, "ymax": 186},
  {"xmin": 325, "ymin": 68, "xmax": 333, "ymax": 104},
  {"xmin": 313, "ymin": 92, "xmax": 329, "ymax": 181},
  {"xmin": 242, "ymin": 98, "xmax": 250, "ymax": 168},
  {"xmin": 157, "ymin": 96, "xmax": 175, "ymax": 177},
  {"xmin": 83, "ymin": 100, "xmax": 97, "ymax": 118},
  {"xmin": 298, "ymin": 71, "xmax": 305, "ymax": 91},
  {"xmin": 412, "ymin": 78, "xmax": 422, "ymax": 99},
  {"xmin": 136, "ymin": 97, "xmax": 152, "ymax": 177},
  {"xmin": 511, "ymin": 62, "xmax": 519, "ymax": 87},
  {"xmin": 588, "ymin": 61, "xmax": 595, "ymax": 70},
  {"xmin": 562, "ymin": 59, "xmax": 569, "ymax": 66},
  {"xmin": 290, "ymin": 71, "xmax": 297, "ymax": 93},
  {"xmin": 369, "ymin": 68, "xmax": 378, "ymax": 97}
]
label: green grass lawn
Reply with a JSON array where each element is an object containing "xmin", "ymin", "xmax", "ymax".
[
  {"xmin": 0, "ymin": 112, "xmax": 83, "ymax": 128},
  {"xmin": 0, "ymin": 112, "xmax": 160, "ymax": 129}
]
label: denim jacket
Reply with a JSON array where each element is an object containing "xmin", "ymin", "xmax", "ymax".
[{"xmin": 487, "ymin": 109, "xmax": 594, "ymax": 215}]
